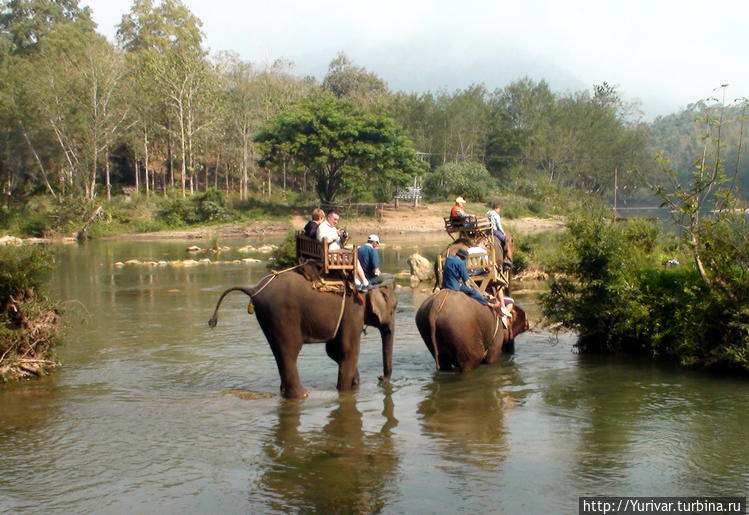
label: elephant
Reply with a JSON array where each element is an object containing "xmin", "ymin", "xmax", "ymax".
[
  {"xmin": 415, "ymin": 289, "xmax": 528, "ymax": 373},
  {"xmin": 208, "ymin": 264, "xmax": 398, "ymax": 399}
]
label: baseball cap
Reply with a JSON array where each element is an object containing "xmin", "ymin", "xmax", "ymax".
[{"xmin": 368, "ymin": 234, "xmax": 380, "ymax": 243}]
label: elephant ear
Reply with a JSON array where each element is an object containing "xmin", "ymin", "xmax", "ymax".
[
  {"xmin": 368, "ymin": 286, "xmax": 394, "ymax": 326},
  {"xmin": 510, "ymin": 305, "xmax": 528, "ymax": 338}
]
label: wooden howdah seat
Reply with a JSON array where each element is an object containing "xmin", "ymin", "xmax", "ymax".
[
  {"xmin": 443, "ymin": 215, "xmax": 493, "ymax": 240},
  {"xmin": 436, "ymin": 244, "xmax": 505, "ymax": 293},
  {"xmin": 438, "ymin": 212, "xmax": 508, "ymax": 294},
  {"xmin": 295, "ymin": 232, "xmax": 358, "ymax": 276}
]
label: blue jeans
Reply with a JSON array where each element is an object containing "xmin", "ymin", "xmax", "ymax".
[{"xmin": 458, "ymin": 284, "xmax": 488, "ymax": 305}]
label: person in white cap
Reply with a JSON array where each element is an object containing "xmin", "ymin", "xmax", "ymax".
[
  {"xmin": 450, "ymin": 197, "xmax": 467, "ymax": 221},
  {"xmin": 358, "ymin": 234, "xmax": 382, "ymax": 286}
]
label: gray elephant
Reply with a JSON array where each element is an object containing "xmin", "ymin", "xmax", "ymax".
[
  {"xmin": 208, "ymin": 265, "xmax": 397, "ymax": 399},
  {"xmin": 415, "ymin": 289, "xmax": 528, "ymax": 373}
]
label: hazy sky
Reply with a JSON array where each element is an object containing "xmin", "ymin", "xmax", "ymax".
[{"xmin": 83, "ymin": 0, "xmax": 748, "ymax": 120}]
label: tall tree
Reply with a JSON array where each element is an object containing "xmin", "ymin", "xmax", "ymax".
[
  {"xmin": 322, "ymin": 52, "xmax": 388, "ymax": 108},
  {"xmin": 117, "ymin": 0, "xmax": 211, "ymax": 197},
  {"xmin": 0, "ymin": 0, "xmax": 95, "ymax": 55},
  {"xmin": 255, "ymin": 97, "xmax": 424, "ymax": 204}
]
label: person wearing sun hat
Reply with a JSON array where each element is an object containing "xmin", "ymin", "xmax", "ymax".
[
  {"xmin": 450, "ymin": 196, "xmax": 468, "ymax": 221},
  {"xmin": 358, "ymin": 234, "xmax": 382, "ymax": 286}
]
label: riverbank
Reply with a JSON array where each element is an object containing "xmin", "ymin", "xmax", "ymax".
[{"xmin": 99, "ymin": 203, "xmax": 566, "ymax": 242}]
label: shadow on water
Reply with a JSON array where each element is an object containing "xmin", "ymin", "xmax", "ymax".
[{"xmin": 250, "ymin": 392, "xmax": 400, "ymax": 513}]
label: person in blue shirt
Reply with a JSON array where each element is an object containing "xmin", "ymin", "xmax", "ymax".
[
  {"xmin": 358, "ymin": 234, "xmax": 382, "ymax": 285},
  {"xmin": 442, "ymin": 247, "xmax": 509, "ymax": 320}
]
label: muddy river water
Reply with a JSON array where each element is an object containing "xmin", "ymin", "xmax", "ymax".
[{"xmin": 1, "ymin": 235, "xmax": 747, "ymax": 513}]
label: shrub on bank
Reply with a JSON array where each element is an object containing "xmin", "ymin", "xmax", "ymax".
[
  {"xmin": 541, "ymin": 214, "xmax": 749, "ymax": 371},
  {"xmin": 0, "ymin": 245, "xmax": 63, "ymax": 382},
  {"xmin": 269, "ymin": 231, "xmax": 298, "ymax": 269},
  {"xmin": 158, "ymin": 188, "xmax": 235, "ymax": 226}
]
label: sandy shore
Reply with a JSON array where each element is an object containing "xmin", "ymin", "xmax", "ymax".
[{"xmin": 105, "ymin": 202, "xmax": 566, "ymax": 241}]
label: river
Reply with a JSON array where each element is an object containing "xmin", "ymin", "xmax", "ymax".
[{"xmin": 1, "ymin": 236, "xmax": 747, "ymax": 513}]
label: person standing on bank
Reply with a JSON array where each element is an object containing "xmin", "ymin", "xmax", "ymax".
[{"xmin": 358, "ymin": 234, "xmax": 382, "ymax": 286}]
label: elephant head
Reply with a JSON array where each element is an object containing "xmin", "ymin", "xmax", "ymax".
[
  {"xmin": 364, "ymin": 285, "xmax": 398, "ymax": 383},
  {"xmin": 503, "ymin": 304, "xmax": 529, "ymax": 354}
]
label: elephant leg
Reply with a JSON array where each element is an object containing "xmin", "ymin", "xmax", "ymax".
[
  {"xmin": 326, "ymin": 325, "xmax": 361, "ymax": 391},
  {"xmin": 262, "ymin": 325, "xmax": 307, "ymax": 399}
]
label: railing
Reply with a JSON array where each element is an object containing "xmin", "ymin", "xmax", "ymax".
[
  {"xmin": 444, "ymin": 216, "xmax": 493, "ymax": 236},
  {"xmin": 295, "ymin": 232, "xmax": 357, "ymax": 275}
]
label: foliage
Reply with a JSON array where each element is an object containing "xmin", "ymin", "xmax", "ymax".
[
  {"xmin": 0, "ymin": 244, "xmax": 54, "ymax": 301},
  {"xmin": 0, "ymin": 243, "xmax": 62, "ymax": 382},
  {"xmin": 424, "ymin": 161, "xmax": 494, "ymax": 201},
  {"xmin": 542, "ymin": 214, "xmax": 749, "ymax": 371},
  {"xmin": 322, "ymin": 52, "xmax": 388, "ymax": 107},
  {"xmin": 255, "ymin": 96, "xmax": 424, "ymax": 204},
  {"xmin": 157, "ymin": 188, "xmax": 234, "ymax": 226},
  {"xmin": 512, "ymin": 230, "xmax": 566, "ymax": 274},
  {"xmin": 650, "ymin": 99, "xmax": 749, "ymax": 200},
  {"xmin": 269, "ymin": 230, "xmax": 297, "ymax": 269}
]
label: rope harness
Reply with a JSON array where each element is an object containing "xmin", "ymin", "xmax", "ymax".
[{"xmin": 248, "ymin": 264, "xmax": 348, "ymax": 342}]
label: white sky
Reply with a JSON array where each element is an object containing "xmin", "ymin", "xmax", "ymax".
[{"xmin": 83, "ymin": 0, "xmax": 749, "ymax": 120}]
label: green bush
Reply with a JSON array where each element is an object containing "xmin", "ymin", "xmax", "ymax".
[
  {"xmin": 19, "ymin": 213, "xmax": 53, "ymax": 237},
  {"xmin": 541, "ymin": 213, "xmax": 749, "ymax": 371},
  {"xmin": 424, "ymin": 162, "xmax": 495, "ymax": 202},
  {"xmin": 0, "ymin": 245, "xmax": 54, "ymax": 302},
  {"xmin": 269, "ymin": 230, "xmax": 298, "ymax": 269},
  {"xmin": 157, "ymin": 188, "xmax": 235, "ymax": 226}
]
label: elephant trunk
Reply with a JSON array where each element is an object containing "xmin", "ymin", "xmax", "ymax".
[
  {"xmin": 378, "ymin": 323, "xmax": 394, "ymax": 383},
  {"xmin": 207, "ymin": 286, "xmax": 255, "ymax": 328}
]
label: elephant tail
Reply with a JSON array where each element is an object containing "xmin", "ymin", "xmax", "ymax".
[{"xmin": 207, "ymin": 286, "xmax": 255, "ymax": 328}]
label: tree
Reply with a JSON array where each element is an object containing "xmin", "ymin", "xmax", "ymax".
[
  {"xmin": 255, "ymin": 96, "xmax": 424, "ymax": 204},
  {"xmin": 322, "ymin": 52, "xmax": 388, "ymax": 107},
  {"xmin": 423, "ymin": 161, "xmax": 493, "ymax": 201},
  {"xmin": 0, "ymin": 0, "xmax": 95, "ymax": 55},
  {"xmin": 117, "ymin": 0, "xmax": 212, "ymax": 197},
  {"xmin": 655, "ymin": 87, "xmax": 747, "ymax": 293}
]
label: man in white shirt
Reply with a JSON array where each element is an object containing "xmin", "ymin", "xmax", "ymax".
[
  {"xmin": 316, "ymin": 210, "xmax": 343, "ymax": 249},
  {"xmin": 316, "ymin": 210, "xmax": 370, "ymax": 290}
]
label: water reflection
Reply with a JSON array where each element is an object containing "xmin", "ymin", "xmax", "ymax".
[
  {"xmin": 539, "ymin": 353, "xmax": 749, "ymax": 495},
  {"xmin": 0, "ymin": 376, "xmax": 61, "ymax": 434},
  {"xmin": 252, "ymin": 394, "xmax": 400, "ymax": 512},
  {"xmin": 418, "ymin": 363, "xmax": 520, "ymax": 470}
]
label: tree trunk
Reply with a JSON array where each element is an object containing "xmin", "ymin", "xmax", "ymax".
[
  {"xmin": 105, "ymin": 155, "xmax": 111, "ymax": 201},
  {"xmin": 143, "ymin": 129, "xmax": 150, "ymax": 196}
]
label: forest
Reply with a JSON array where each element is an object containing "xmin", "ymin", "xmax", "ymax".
[{"xmin": 2, "ymin": 0, "xmax": 747, "ymax": 218}]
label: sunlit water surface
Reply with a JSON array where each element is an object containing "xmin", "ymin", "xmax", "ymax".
[{"xmin": 1, "ymin": 235, "xmax": 747, "ymax": 513}]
